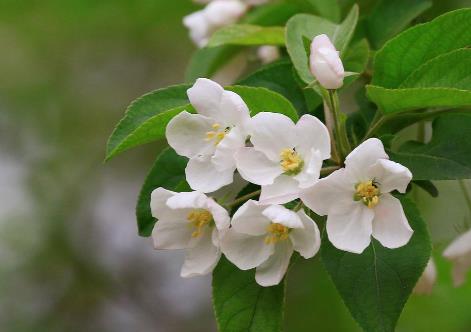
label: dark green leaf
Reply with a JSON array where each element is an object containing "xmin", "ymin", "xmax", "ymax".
[
  {"xmin": 322, "ymin": 197, "xmax": 431, "ymax": 332},
  {"xmin": 208, "ymin": 24, "xmax": 285, "ymax": 47},
  {"xmin": 306, "ymin": 0, "xmax": 342, "ymax": 22},
  {"xmin": 105, "ymin": 84, "xmax": 190, "ymax": 161},
  {"xmin": 136, "ymin": 148, "xmax": 188, "ymax": 237},
  {"xmin": 212, "ymin": 256, "xmax": 285, "ymax": 332},
  {"xmin": 413, "ymin": 180, "xmax": 439, "ymax": 198}
]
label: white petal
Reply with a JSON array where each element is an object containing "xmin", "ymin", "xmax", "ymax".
[
  {"xmin": 259, "ymin": 175, "xmax": 301, "ymax": 205},
  {"xmin": 150, "ymin": 187, "xmax": 175, "ymax": 220},
  {"xmin": 205, "ymin": 198, "xmax": 231, "ymax": 230},
  {"xmin": 290, "ymin": 210, "xmax": 321, "ymax": 259},
  {"xmin": 257, "ymin": 45, "xmax": 280, "ymax": 64},
  {"xmin": 236, "ymin": 147, "xmax": 283, "ymax": 185},
  {"xmin": 450, "ymin": 255, "xmax": 471, "ymax": 287},
  {"xmin": 186, "ymin": 156, "xmax": 234, "ymax": 193},
  {"xmin": 220, "ymin": 229, "xmax": 274, "ymax": 270},
  {"xmin": 293, "ymin": 149, "xmax": 323, "ymax": 189},
  {"xmin": 219, "ymin": 90, "xmax": 251, "ymax": 128},
  {"xmin": 300, "ymin": 168, "xmax": 355, "ymax": 216},
  {"xmin": 345, "ymin": 138, "xmax": 389, "ymax": 181},
  {"xmin": 310, "ymin": 34, "xmax": 337, "ymax": 53},
  {"xmin": 413, "ymin": 258, "xmax": 437, "ymax": 295},
  {"xmin": 187, "ymin": 78, "xmax": 224, "ymax": 119},
  {"xmin": 249, "ymin": 112, "xmax": 298, "ymax": 161},
  {"xmin": 295, "ymin": 114, "xmax": 331, "ymax": 160},
  {"xmin": 152, "ymin": 218, "xmax": 192, "ymax": 250},
  {"xmin": 204, "ymin": 0, "xmax": 248, "ymax": 27},
  {"xmin": 166, "ymin": 111, "xmax": 215, "ymax": 158},
  {"xmin": 183, "ymin": 11, "xmax": 210, "ymax": 48},
  {"xmin": 326, "ymin": 204, "xmax": 374, "ymax": 254},
  {"xmin": 255, "ymin": 240, "xmax": 293, "ymax": 287},
  {"xmin": 369, "ymin": 159, "xmax": 412, "ymax": 194},
  {"xmin": 181, "ymin": 229, "xmax": 221, "ymax": 277},
  {"xmin": 443, "ymin": 229, "xmax": 471, "ymax": 286},
  {"xmin": 262, "ymin": 205, "xmax": 304, "ymax": 229},
  {"xmin": 212, "ymin": 126, "xmax": 247, "ymax": 172},
  {"xmin": 372, "ymin": 194, "xmax": 413, "ymax": 249},
  {"xmin": 166, "ymin": 191, "xmax": 208, "ymax": 210},
  {"xmin": 231, "ymin": 200, "xmax": 271, "ymax": 236}
]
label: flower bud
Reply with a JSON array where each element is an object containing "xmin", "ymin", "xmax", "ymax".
[
  {"xmin": 257, "ymin": 46, "xmax": 280, "ymax": 64},
  {"xmin": 309, "ymin": 34, "xmax": 345, "ymax": 89}
]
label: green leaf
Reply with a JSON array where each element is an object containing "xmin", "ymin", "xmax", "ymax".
[
  {"xmin": 136, "ymin": 148, "xmax": 188, "ymax": 237},
  {"xmin": 212, "ymin": 256, "xmax": 285, "ymax": 332},
  {"xmin": 366, "ymin": 0, "xmax": 432, "ymax": 49},
  {"xmin": 322, "ymin": 197, "xmax": 431, "ymax": 332},
  {"xmin": 243, "ymin": 2, "xmax": 302, "ymax": 27},
  {"xmin": 105, "ymin": 84, "xmax": 190, "ymax": 161},
  {"xmin": 228, "ymin": 85, "xmax": 299, "ymax": 121},
  {"xmin": 238, "ymin": 59, "xmax": 310, "ymax": 114},
  {"xmin": 286, "ymin": 4, "xmax": 359, "ymax": 84},
  {"xmin": 372, "ymin": 8, "xmax": 471, "ymax": 89},
  {"xmin": 306, "ymin": 0, "xmax": 342, "ymax": 22},
  {"xmin": 389, "ymin": 113, "xmax": 471, "ymax": 180},
  {"xmin": 208, "ymin": 24, "xmax": 285, "ymax": 47}
]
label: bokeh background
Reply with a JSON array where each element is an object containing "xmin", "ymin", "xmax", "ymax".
[{"xmin": 1, "ymin": 1, "xmax": 470, "ymax": 331}]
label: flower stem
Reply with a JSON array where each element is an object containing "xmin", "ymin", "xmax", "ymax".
[
  {"xmin": 324, "ymin": 89, "xmax": 350, "ymax": 162},
  {"xmin": 227, "ymin": 189, "xmax": 261, "ymax": 208},
  {"xmin": 320, "ymin": 165, "xmax": 340, "ymax": 176}
]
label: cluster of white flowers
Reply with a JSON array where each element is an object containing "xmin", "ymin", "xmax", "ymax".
[{"xmin": 149, "ymin": 32, "xmax": 418, "ymax": 285}]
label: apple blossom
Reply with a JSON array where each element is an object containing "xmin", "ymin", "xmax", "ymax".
[
  {"xmin": 221, "ymin": 200, "xmax": 321, "ymax": 286},
  {"xmin": 257, "ymin": 45, "xmax": 280, "ymax": 64},
  {"xmin": 150, "ymin": 188, "xmax": 230, "ymax": 277},
  {"xmin": 236, "ymin": 112, "xmax": 331, "ymax": 204},
  {"xmin": 413, "ymin": 258, "xmax": 437, "ymax": 295},
  {"xmin": 183, "ymin": 0, "xmax": 248, "ymax": 48},
  {"xmin": 301, "ymin": 138, "xmax": 413, "ymax": 254},
  {"xmin": 443, "ymin": 229, "xmax": 471, "ymax": 286},
  {"xmin": 309, "ymin": 34, "xmax": 345, "ymax": 89},
  {"xmin": 166, "ymin": 78, "xmax": 250, "ymax": 193}
]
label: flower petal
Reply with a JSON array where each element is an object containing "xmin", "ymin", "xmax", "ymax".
[
  {"xmin": 220, "ymin": 229, "xmax": 274, "ymax": 270},
  {"xmin": 205, "ymin": 198, "xmax": 230, "ymax": 231},
  {"xmin": 369, "ymin": 159, "xmax": 412, "ymax": 194},
  {"xmin": 187, "ymin": 78, "xmax": 224, "ymax": 116},
  {"xmin": 186, "ymin": 156, "xmax": 234, "ymax": 193},
  {"xmin": 295, "ymin": 115, "xmax": 331, "ymax": 160},
  {"xmin": 166, "ymin": 191, "xmax": 208, "ymax": 210},
  {"xmin": 181, "ymin": 229, "xmax": 221, "ymax": 277},
  {"xmin": 255, "ymin": 240, "xmax": 293, "ymax": 287},
  {"xmin": 326, "ymin": 204, "xmax": 374, "ymax": 254},
  {"xmin": 372, "ymin": 194, "xmax": 413, "ymax": 249},
  {"xmin": 300, "ymin": 168, "xmax": 355, "ymax": 216},
  {"xmin": 249, "ymin": 112, "xmax": 297, "ymax": 161},
  {"xmin": 290, "ymin": 210, "xmax": 321, "ymax": 259},
  {"xmin": 150, "ymin": 187, "xmax": 175, "ymax": 220},
  {"xmin": 262, "ymin": 204, "xmax": 304, "ymax": 229},
  {"xmin": 236, "ymin": 147, "xmax": 283, "ymax": 185},
  {"xmin": 259, "ymin": 175, "xmax": 301, "ymax": 205},
  {"xmin": 166, "ymin": 111, "xmax": 215, "ymax": 158},
  {"xmin": 345, "ymin": 138, "xmax": 389, "ymax": 180},
  {"xmin": 231, "ymin": 200, "xmax": 271, "ymax": 236},
  {"xmin": 152, "ymin": 218, "xmax": 192, "ymax": 250},
  {"xmin": 293, "ymin": 148, "xmax": 323, "ymax": 189},
  {"xmin": 219, "ymin": 90, "xmax": 250, "ymax": 128},
  {"xmin": 212, "ymin": 126, "xmax": 247, "ymax": 172},
  {"xmin": 413, "ymin": 258, "xmax": 437, "ymax": 295},
  {"xmin": 443, "ymin": 229, "xmax": 471, "ymax": 286}
]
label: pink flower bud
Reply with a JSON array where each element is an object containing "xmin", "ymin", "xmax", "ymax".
[{"xmin": 309, "ymin": 34, "xmax": 345, "ymax": 89}]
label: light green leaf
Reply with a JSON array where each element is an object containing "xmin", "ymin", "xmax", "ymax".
[
  {"xmin": 208, "ymin": 24, "xmax": 285, "ymax": 47},
  {"xmin": 136, "ymin": 148, "xmax": 187, "ymax": 237},
  {"xmin": 286, "ymin": 5, "xmax": 359, "ymax": 84},
  {"xmin": 372, "ymin": 8, "xmax": 471, "ymax": 89},
  {"xmin": 306, "ymin": 0, "xmax": 342, "ymax": 22},
  {"xmin": 389, "ymin": 113, "xmax": 471, "ymax": 180},
  {"xmin": 212, "ymin": 256, "xmax": 285, "ymax": 332},
  {"xmin": 322, "ymin": 197, "xmax": 431, "ymax": 332},
  {"xmin": 105, "ymin": 84, "xmax": 190, "ymax": 161},
  {"xmin": 367, "ymin": 0, "xmax": 432, "ymax": 49}
]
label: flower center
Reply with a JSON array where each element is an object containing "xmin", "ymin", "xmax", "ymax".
[
  {"xmin": 187, "ymin": 209, "xmax": 213, "ymax": 238},
  {"xmin": 206, "ymin": 123, "xmax": 230, "ymax": 146},
  {"xmin": 264, "ymin": 223, "xmax": 290, "ymax": 244},
  {"xmin": 354, "ymin": 180, "xmax": 381, "ymax": 209},
  {"xmin": 280, "ymin": 148, "xmax": 304, "ymax": 175}
]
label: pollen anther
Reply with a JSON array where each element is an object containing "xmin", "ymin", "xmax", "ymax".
[
  {"xmin": 280, "ymin": 148, "xmax": 304, "ymax": 175},
  {"xmin": 265, "ymin": 223, "xmax": 290, "ymax": 244},
  {"xmin": 354, "ymin": 180, "xmax": 381, "ymax": 208},
  {"xmin": 187, "ymin": 209, "xmax": 213, "ymax": 238},
  {"xmin": 205, "ymin": 123, "xmax": 230, "ymax": 145}
]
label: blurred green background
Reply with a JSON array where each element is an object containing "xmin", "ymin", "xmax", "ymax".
[{"xmin": 0, "ymin": 1, "xmax": 470, "ymax": 331}]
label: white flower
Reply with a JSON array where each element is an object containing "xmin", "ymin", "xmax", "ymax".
[
  {"xmin": 301, "ymin": 138, "xmax": 413, "ymax": 254},
  {"xmin": 236, "ymin": 112, "xmax": 331, "ymax": 204},
  {"xmin": 309, "ymin": 34, "xmax": 345, "ymax": 89},
  {"xmin": 150, "ymin": 188, "xmax": 230, "ymax": 277},
  {"xmin": 443, "ymin": 229, "xmax": 471, "ymax": 286},
  {"xmin": 166, "ymin": 78, "xmax": 250, "ymax": 193},
  {"xmin": 257, "ymin": 45, "xmax": 280, "ymax": 64},
  {"xmin": 413, "ymin": 258, "xmax": 437, "ymax": 295},
  {"xmin": 220, "ymin": 200, "xmax": 321, "ymax": 286},
  {"xmin": 183, "ymin": 0, "xmax": 248, "ymax": 48}
]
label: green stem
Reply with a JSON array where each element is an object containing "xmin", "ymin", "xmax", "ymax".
[
  {"xmin": 227, "ymin": 189, "xmax": 261, "ymax": 208},
  {"xmin": 322, "ymin": 89, "xmax": 350, "ymax": 162},
  {"xmin": 320, "ymin": 165, "xmax": 340, "ymax": 176}
]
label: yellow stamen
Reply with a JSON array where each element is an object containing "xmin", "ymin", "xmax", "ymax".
[
  {"xmin": 205, "ymin": 123, "xmax": 230, "ymax": 146},
  {"xmin": 264, "ymin": 223, "xmax": 290, "ymax": 244},
  {"xmin": 280, "ymin": 148, "xmax": 304, "ymax": 175},
  {"xmin": 187, "ymin": 209, "xmax": 213, "ymax": 238},
  {"xmin": 354, "ymin": 180, "xmax": 381, "ymax": 208}
]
